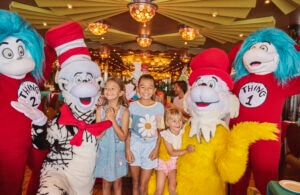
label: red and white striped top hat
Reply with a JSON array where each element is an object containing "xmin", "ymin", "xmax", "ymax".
[{"xmin": 45, "ymin": 21, "xmax": 91, "ymax": 69}]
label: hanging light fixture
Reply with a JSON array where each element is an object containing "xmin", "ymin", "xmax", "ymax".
[
  {"xmin": 99, "ymin": 45, "xmax": 110, "ymax": 59},
  {"xmin": 136, "ymin": 34, "xmax": 152, "ymax": 47},
  {"xmin": 180, "ymin": 50, "xmax": 191, "ymax": 63},
  {"xmin": 128, "ymin": 0, "xmax": 158, "ymax": 23},
  {"xmin": 88, "ymin": 21, "xmax": 109, "ymax": 35},
  {"xmin": 178, "ymin": 25, "xmax": 199, "ymax": 41}
]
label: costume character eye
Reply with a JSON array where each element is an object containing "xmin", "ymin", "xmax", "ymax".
[
  {"xmin": 208, "ymin": 80, "xmax": 216, "ymax": 88},
  {"xmin": 259, "ymin": 45, "xmax": 268, "ymax": 52},
  {"xmin": 75, "ymin": 75, "xmax": 83, "ymax": 84},
  {"xmin": 18, "ymin": 45, "xmax": 24, "ymax": 56},
  {"xmin": 86, "ymin": 74, "xmax": 93, "ymax": 82},
  {"xmin": 2, "ymin": 48, "xmax": 13, "ymax": 59}
]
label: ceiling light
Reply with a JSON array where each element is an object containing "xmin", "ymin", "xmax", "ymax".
[
  {"xmin": 128, "ymin": 0, "xmax": 158, "ymax": 23},
  {"xmin": 88, "ymin": 21, "xmax": 109, "ymax": 36},
  {"xmin": 137, "ymin": 34, "xmax": 152, "ymax": 47},
  {"xmin": 99, "ymin": 45, "xmax": 110, "ymax": 59},
  {"xmin": 212, "ymin": 11, "xmax": 218, "ymax": 17},
  {"xmin": 179, "ymin": 25, "xmax": 199, "ymax": 41},
  {"xmin": 180, "ymin": 50, "xmax": 191, "ymax": 63}
]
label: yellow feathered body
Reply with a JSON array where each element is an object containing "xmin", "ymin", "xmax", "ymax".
[
  {"xmin": 148, "ymin": 121, "xmax": 278, "ymax": 194},
  {"xmin": 173, "ymin": 121, "xmax": 278, "ymax": 195}
]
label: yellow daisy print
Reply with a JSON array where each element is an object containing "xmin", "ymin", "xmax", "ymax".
[{"xmin": 138, "ymin": 114, "xmax": 157, "ymax": 137}]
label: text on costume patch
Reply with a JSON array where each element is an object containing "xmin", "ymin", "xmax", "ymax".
[
  {"xmin": 238, "ymin": 82, "xmax": 267, "ymax": 108},
  {"xmin": 18, "ymin": 81, "xmax": 41, "ymax": 108}
]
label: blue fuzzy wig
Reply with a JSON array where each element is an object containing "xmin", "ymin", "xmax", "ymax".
[
  {"xmin": 233, "ymin": 27, "xmax": 300, "ymax": 85},
  {"xmin": 0, "ymin": 9, "xmax": 44, "ymax": 83}
]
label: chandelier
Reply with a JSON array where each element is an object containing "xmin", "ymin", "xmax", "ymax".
[
  {"xmin": 178, "ymin": 25, "xmax": 199, "ymax": 41},
  {"xmin": 88, "ymin": 21, "xmax": 109, "ymax": 35},
  {"xmin": 137, "ymin": 34, "xmax": 152, "ymax": 47},
  {"xmin": 128, "ymin": 0, "xmax": 158, "ymax": 23}
]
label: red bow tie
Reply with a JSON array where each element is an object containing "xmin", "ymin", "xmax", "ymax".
[{"xmin": 58, "ymin": 104, "xmax": 112, "ymax": 146}]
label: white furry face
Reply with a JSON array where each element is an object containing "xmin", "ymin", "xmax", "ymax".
[
  {"xmin": 243, "ymin": 42, "xmax": 279, "ymax": 75},
  {"xmin": 187, "ymin": 75, "xmax": 231, "ymax": 115},
  {"xmin": 0, "ymin": 36, "xmax": 34, "ymax": 79},
  {"xmin": 58, "ymin": 61, "xmax": 102, "ymax": 112}
]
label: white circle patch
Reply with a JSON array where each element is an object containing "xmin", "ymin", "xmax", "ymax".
[
  {"xmin": 238, "ymin": 82, "xmax": 267, "ymax": 108},
  {"xmin": 18, "ymin": 81, "xmax": 41, "ymax": 108}
]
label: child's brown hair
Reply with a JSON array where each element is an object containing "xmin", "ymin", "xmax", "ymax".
[{"xmin": 102, "ymin": 77, "xmax": 129, "ymax": 108}]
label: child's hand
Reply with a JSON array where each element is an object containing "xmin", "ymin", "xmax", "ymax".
[
  {"xmin": 186, "ymin": 144, "xmax": 195, "ymax": 152},
  {"xmin": 126, "ymin": 150, "xmax": 135, "ymax": 164},
  {"xmin": 149, "ymin": 148, "xmax": 159, "ymax": 160},
  {"xmin": 105, "ymin": 107, "xmax": 116, "ymax": 121}
]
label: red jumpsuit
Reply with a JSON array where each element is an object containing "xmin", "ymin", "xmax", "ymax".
[
  {"xmin": 0, "ymin": 74, "xmax": 47, "ymax": 195},
  {"xmin": 230, "ymin": 73, "xmax": 300, "ymax": 195}
]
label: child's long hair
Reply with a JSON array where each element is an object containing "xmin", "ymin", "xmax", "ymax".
[
  {"xmin": 138, "ymin": 74, "xmax": 157, "ymax": 100},
  {"xmin": 102, "ymin": 77, "xmax": 129, "ymax": 108}
]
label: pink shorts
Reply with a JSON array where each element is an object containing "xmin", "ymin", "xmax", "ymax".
[{"xmin": 156, "ymin": 158, "xmax": 177, "ymax": 175}]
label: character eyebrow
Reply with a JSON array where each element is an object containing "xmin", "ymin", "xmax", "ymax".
[
  {"xmin": 212, "ymin": 76, "xmax": 218, "ymax": 82},
  {"xmin": 0, "ymin": 39, "xmax": 23, "ymax": 46},
  {"xmin": 74, "ymin": 72, "xmax": 83, "ymax": 76},
  {"xmin": 0, "ymin": 42, "xmax": 8, "ymax": 46}
]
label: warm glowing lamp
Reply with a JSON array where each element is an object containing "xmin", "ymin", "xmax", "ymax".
[
  {"xmin": 180, "ymin": 50, "xmax": 191, "ymax": 63},
  {"xmin": 88, "ymin": 21, "xmax": 109, "ymax": 35},
  {"xmin": 179, "ymin": 25, "xmax": 199, "ymax": 41},
  {"xmin": 128, "ymin": 0, "xmax": 158, "ymax": 23},
  {"xmin": 137, "ymin": 34, "xmax": 152, "ymax": 47},
  {"xmin": 99, "ymin": 45, "xmax": 110, "ymax": 59}
]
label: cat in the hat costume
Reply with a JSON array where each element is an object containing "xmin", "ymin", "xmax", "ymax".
[
  {"xmin": 0, "ymin": 9, "xmax": 52, "ymax": 195},
  {"xmin": 12, "ymin": 21, "xmax": 112, "ymax": 194},
  {"xmin": 170, "ymin": 48, "xmax": 278, "ymax": 195},
  {"xmin": 230, "ymin": 28, "xmax": 300, "ymax": 195}
]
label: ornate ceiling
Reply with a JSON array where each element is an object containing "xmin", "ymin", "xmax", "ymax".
[{"xmin": 2, "ymin": 0, "xmax": 300, "ymax": 78}]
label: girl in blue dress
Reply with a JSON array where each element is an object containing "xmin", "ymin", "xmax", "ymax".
[{"xmin": 94, "ymin": 77, "xmax": 129, "ymax": 195}]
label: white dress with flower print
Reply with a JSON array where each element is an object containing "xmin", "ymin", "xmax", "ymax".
[{"xmin": 129, "ymin": 101, "xmax": 164, "ymax": 138}]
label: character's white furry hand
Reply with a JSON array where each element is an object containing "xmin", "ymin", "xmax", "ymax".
[
  {"xmin": 229, "ymin": 94, "xmax": 240, "ymax": 118},
  {"xmin": 11, "ymin": 100, "xmax": 47, "ymax": 126}
]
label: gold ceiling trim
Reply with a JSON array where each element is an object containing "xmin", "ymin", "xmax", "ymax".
[
  {"xmin": 201, "ymin": 16, "xmax": 276, "ymax": 44},
  {"xmin": 9, "ymin": 0, "xmax": 278, "ymax": 47},
  {"xmin": 152, "ymin": 33, "xmax": 206, "ymax": 48},
  {"xmin": 272, "ymin": 0, "xmax": 300, "ymax": 14},
  {"xmin": 85, "ymin": 28, "xmax": 137, "ymax": 45},
  {"xmin": 35, "ymin": 0, "xmax": 126, "ymax": 7}
]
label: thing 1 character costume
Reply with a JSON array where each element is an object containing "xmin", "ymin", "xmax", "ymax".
[
  {"xmin": 0, "ymin": 9, "xmax": 49, "ymax": 195},
  {"xmin": 230, "ymin": 27, "xmax": 300, "ymax": 195},
  {"xmin": 12, "ymin": 21, "xmax": 112, "ymax": 194}
]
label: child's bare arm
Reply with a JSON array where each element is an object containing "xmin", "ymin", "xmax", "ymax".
[
  {"xmin": 125, "ymin": 132, "xmax": 135, "ymax": 163},
  {"xmin": 165, "ymin": 140, "xmax": 194, "ymax": 157},
  {"xmin": 109, "ymin": 108, "xmax": 129, "ymax": 141},
  {"xmin": 149, "ymin": 130, "xmax": 161, "ymax": 160}
]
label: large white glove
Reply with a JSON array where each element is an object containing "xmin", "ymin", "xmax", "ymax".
[
  {"xmin": 11, "ymin": 100, "xmax": 47, "ymax": 126},
  {"xmin": 229, "ymin": 94, "xmax": 240, "ymax": 118}
]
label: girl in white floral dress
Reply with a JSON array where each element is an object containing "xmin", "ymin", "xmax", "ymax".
[{"xmin": 126, "ymin": 74, "xmax": 165, "ymax": 195}]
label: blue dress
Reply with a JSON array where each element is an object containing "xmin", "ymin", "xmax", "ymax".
[{"xmin": 94, "ymin": 105, "xmax": 128, "ymax": 181}]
